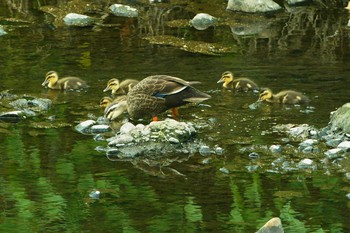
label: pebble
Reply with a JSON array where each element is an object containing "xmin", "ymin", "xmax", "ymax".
[
  {"xmin": 199, "ymin": 145, "xmax": 211, "ymax": 156},
  {"xmin": 249, "ymin": 152, "xmax": 260, "ymax": 159},
  {"xmin": 269, "ymin": 145, "xmax": 283, "ymax": 153},
  {"xmin": 324, "ymin": 148, "xmax": 344, "ymax": 159},
  {"xmin": 75, "ymin": 120, "xmax": 96, "ymax": 133},
  {"xmin": 297, "ymin": 158, "xmax": 314, "ymax": 168},
  {"xmin": 219, "ymin": 167, "xmax": 230, "ymax": 174},
  {"xmin": 90, "ymin": 125, "xmax": 111, "ymax": 134},
  {"xmin": 89, "ymin": 190, "xmax": 101, "ymax": 199}
]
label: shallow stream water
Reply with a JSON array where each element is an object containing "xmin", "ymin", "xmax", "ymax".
[{"xmin": 1, "ymin": 1, "xmax": 350, "ymax": 232}]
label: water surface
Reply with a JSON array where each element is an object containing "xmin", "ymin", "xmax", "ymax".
[{"xmin": 1, "ymin": 1, "xmax": 350, "ymax": 232}]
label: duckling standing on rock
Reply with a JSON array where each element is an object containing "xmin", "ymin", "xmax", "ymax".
[
  {"xmin": 103, "ymin": 78, "xmax": 139, "ymax": 95},
  {"xmin": 42, "ymin": 71, "xmax": 88, "ymax": 90},
  {"xmin": 127, "ymin": 75, "xmax": 211, "ymax": 121},
  {"xmin": 258, "ymin": 88, "xmax": 310, "ymax": 104},
  {"xmin": 217, "ymin": 71, "xmax": 259, "ymax": 92}
]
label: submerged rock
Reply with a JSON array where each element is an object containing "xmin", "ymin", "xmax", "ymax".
[
  {"xmin": 190, "ymin": 13, "xmax": 218, "ymax": 30},
  {"xmin": 109, "ymin": 4, "xmax": 138, "ymax": 18},
  {"xmin": 0, "ymin": 26, "xmax": 7, "ymax": 36},
  {"xmin": 63, "ymin": 13, "xmax": 95, "ymax": 27},
  {"xmin": 226, "ymin": 0, "xmax": 282, "ymax": 13},
  {"xmin": 0, "ymin": 111, "xmax": 23, "ymax": 123}
]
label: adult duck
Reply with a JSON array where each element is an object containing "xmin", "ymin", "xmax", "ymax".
[{"xmin": 127, "ymin": 75, "xmax": 211, "ymax": 121}]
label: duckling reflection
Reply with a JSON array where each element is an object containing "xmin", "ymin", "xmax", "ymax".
[
  {"xmin": 217, "ymin": 71, "xmax": 258, "ymax": 92},
  {"xmin": 42, "ymin": 71, "xmax": 88, "ymax": 90},
  {"xmin": 103, "ymin": 78, "xmax": 138, "ymax": 95},
  {"xmin": 258, "ymin": 88, "xmax": 310, "ymax": 105}
]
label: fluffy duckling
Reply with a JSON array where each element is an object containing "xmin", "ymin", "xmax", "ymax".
[
  {"xmin": 103, "ymin": 78, "xmax": 139, "ymax": 95},
  {"xmin": 103, "ymin": 96, "xmax": 128, "ymax": 121},
  {"xmin": 217, "ymin": 71, "xmax": 258, "ymax": 91},
  {"xmin": 127, "ymin": 75, "xmax": 211, "ymax": 121},
  {"xmin": 258, "ymin": 88, "xmax": 310, "ymax": 104},
  {"xmin": 42, "ymin": 71, "xmax": 88, "ymax": 90}
]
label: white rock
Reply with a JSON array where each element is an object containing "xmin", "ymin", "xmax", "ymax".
[
  {"xmin": 109, "ymin": 4, "xmax": 138, "ymax": 18},
  {"xmin": 120, "ymin": 122, "xmax": 136, "ymax": 134},
  {"xmin": 337, "ymin": 141, "xmax": 350, "ymax": 149}
]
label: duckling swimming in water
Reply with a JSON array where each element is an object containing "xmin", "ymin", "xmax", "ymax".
[
  {"xmin": 217, "ymin": 71, "xmax": 258, "ymax": 92},
  {"xmin": 103, "ymin": 78, "xmax": 139, "ymax": 95},
  {"xmin": 258, "ymin": 88, "xmax": 310, "ymax": 104},
  {"xmin": 42, "ymin": 71, "xmax": 88, "ymax": 90}
]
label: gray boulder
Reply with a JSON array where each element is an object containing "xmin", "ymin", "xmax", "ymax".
[
  {"xmin": 190, "ymin": 13, "xmax": 218, "ymax": 30},
  {"xmin": 227, "ymin": 0, "xmax": 282, "ymax": 13},
  {"xmin": 109, "ymin": 4, "xmax": 138, "ymax": 18},
  {"xmin": 329, "ymin": 103, "xmax": 350, "ymax": 134},
  {"xmin": 63, "ymin": 13, "xmax": 95, "ymax": 27}
]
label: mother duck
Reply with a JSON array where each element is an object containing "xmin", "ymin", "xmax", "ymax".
[{"xmin": 127, "ymin": 75, "xmax": 211, "ymax": 121}]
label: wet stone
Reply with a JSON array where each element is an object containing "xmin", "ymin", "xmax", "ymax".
[
  {"xmin": 326, "ymin": 138, "xmax": 342, "ymax": 148},
  {"xmin": 214, "ymin": 146, "xmax": 224, "ymax": 155},
  {"xmin": 299, "ymin": 139, "xmax": 318, "ymax": 147},
  {"xmin": 0, "ymin": 26, "xmax": 7, "ymax": 36},
  {"xmin": 190, "ymin": 13, "xmax": 218, "ymax": 30},
  {"xmin": 219, "ymin": 167, "xmax": 230, "ymax": 174},
  {"xmin": 0, "ymin": 111, "xmax": 23, "ymax": 123},
  {"xmin": 337, "ymin": 141, "xmax": 350, "ymax": 150},
  {"xmin": 269, "ymin": 145, "xmax": 283, "ymax": 153},
  {"xmin": 227, "ymin": 0, "xmax": 282, "ymax": 13},
  {"xmin": 108, "ymin": 134, "xmax": 134, "ymax": 146},
  {"xmin": 199, "ymin": 145, "xmax": 211, "ymax": 156},
  {"xmin": 89, "ymin": 190, "xmax": 101, "ymax": 199},
  {"xmin": 119, "ymin": 122, "xmax": 136, "ymax": 134},
  {"xmin": 109, "ymin": 4, "xmax": 138, "ymax": 18},
  {"xmin": 75, "ymin": 120, "xmax": 96, "ymax": 133},
  {"xmin": 324, "ymin": 148, "xmax": 344, "ymax": 159},
  {"xmin": 297, "ymin": 158, "xmax": 314, "ymax": 168},
  {"xmin": 90, "ymin": 125, "xmax": 111, "ymax": 134},
  {"xmin": 346, "ymin": 193, "xmax": 350, "ymax": 200},
  {"xmin": 63, "ymin": 13, "xmax": 95, "ymax": 27},
  {"xmin": 249, "ymin": 152, "xmax": 260, "ymax": 159},
  {"xmin": 345, "ymin": 172, "xmax": 350, "ymax": 180}
]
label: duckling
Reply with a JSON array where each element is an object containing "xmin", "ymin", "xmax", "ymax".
[
  {"xmin": 127, "ymin": 75, "xmax": 211, "ymax": 121},
  {"xmin": 103, "ymin": 78, "xmax": 139, "ymax": 95},
  {"xmin": 217, "ymin": 71, "xmax": 258, "ymax": 91},
  {"xmin": 100, "ymin": 95, "xmax": 127, "ymax": 108},
  {"xmin": 42, "ymin": 71, "xmax": 88, "ymax": 90},
  {"xmin": 258, "ymin": 88, "xmax": 310, "ymax": 104},
  {"xmin": 103, "ymin": 96, "xmax": 128, "ymax": 121}
]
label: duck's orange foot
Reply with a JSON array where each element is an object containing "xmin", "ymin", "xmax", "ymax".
[{"xmin": 171, "ymin": 107, "xmax": 180, "ymax": 121}]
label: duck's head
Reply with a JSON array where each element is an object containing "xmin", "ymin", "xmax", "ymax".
[
  {"xmin": 217, "ymin": 71, "xmax": 234, "ymax": 86},
  {"xmin": 42, "ymin": 71, "xmax": 58, "ymax": 87},
  {"xmin": 100, "ymin": 96, "xmax": 113, "ymax": 108},
  {"xmin": 258, "ymin": 88, "xmax": 272, "ymax": 101},
  {"xmin": 103, "ymin": 79, "xmax": 120, "ymax": 93}
]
